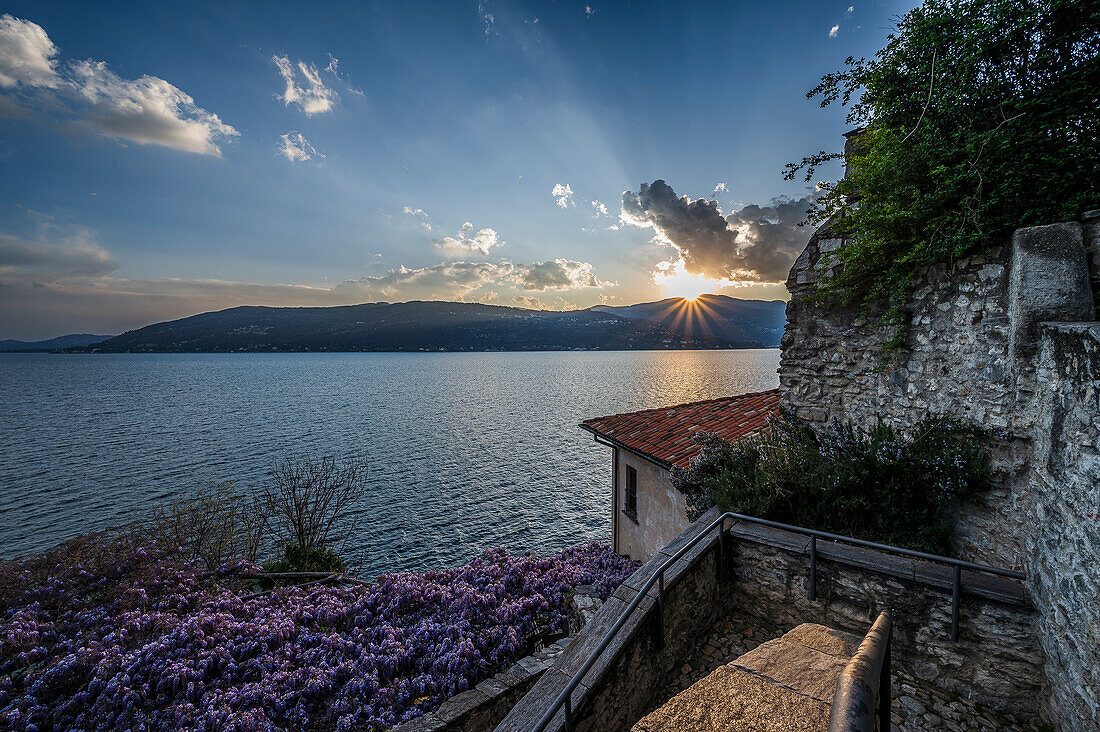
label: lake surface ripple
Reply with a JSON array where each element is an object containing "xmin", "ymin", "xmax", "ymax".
[{"xmin": 0, "ymin": 350, "xmax": 779, "ymax": 575}]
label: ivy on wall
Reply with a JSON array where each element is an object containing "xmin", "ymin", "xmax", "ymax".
[{"xmin": 786, "ymin": 0, "xmax": 1099, "ymax": 333}]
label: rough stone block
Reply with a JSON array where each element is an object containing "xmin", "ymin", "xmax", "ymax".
[
  {"xmin": 1007, "ymin": 221, "xmax": 1092, "ymax": 365},
  {"xmin": 433, "ymin": 688, "xmax": 490, "ymax": 724}
]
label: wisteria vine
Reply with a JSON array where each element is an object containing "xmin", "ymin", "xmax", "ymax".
[{"xmin": 0, "ymin": 534, "xmax": 636, "ymax": 731}]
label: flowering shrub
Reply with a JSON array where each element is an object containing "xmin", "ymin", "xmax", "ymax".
[
  {"xmin": 0, "ymin": 535, "xmax": 636, "ymax": 731},
  {"xmin": 672, "ymin": 413, "xmax": 994, "ymax": 554}
]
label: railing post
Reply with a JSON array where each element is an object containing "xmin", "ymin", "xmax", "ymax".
[
  {"xmin": 717, "ymin": 517, "xmax": 726, "ymax": 583},
  {"xmin": 809, "ymin": 535, "xmax": 817, "ymax": 601},
  {"xmin": 654, "ymin": 572, "xmax": 665, "ymax": 649},
  {"xmin": 951, "ymin": 565, "xmax": 961, "ymax": 642}
]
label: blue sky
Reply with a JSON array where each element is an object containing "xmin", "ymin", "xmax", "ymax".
[{"xmin": 0, "ymin": 0, "xmax": 915, "ymax": 339}]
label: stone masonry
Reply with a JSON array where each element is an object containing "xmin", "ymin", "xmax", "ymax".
[
  {"xmin": 498, "ymin": 512, "xmax": 1044, "ymax": 731},
  {"xmin": 779, "ymin": 216, "xmax": 1100, "ymax": 729}
]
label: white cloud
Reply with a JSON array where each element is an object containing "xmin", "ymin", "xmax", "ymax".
[
  {"xmin": 334, "ymin": 261, "xmax": 513, "ymax": 301},
  {"xmin": 829, "ymin": 24, "xmax": 840, "ymax": 38},
  {"xmin": 585, "ymin": 6, "xmax": 595, "ymax": 17},
  {"xmin": 511, "ymin": 259, "xmax": 613, "ymax": 291},
  {"xmin": 712, "ymin": 182, "xmax": 728, "ymax": 197},
  {"xmin": 552, "ymin": 183, "xmax": 574, "ymax": 209},
  {"xmin": 590, "ymin": 199, "xmax": 609, "ymax": 217},
  {"xmin": 0, "ymin": 16, "xmax": 237, "ymax": 156},
  {"xmin": 68, "ymin": 61, "xmax": 239, "ymax": 156},
  {"xmin": 432, "ymin": 222, "xmax": 503, "ymax": 258},
  {"xmin": 0, "ymin": 14, "xmax": 60, "ymax": 88},
  {"xmin": 273, "ymin": 55, "xmax": 338, "ymax": 116},
  {"xmin": 847, "ymin": 6, "xmax": 854, "ymax": 15},
  {"xmin": 403, "ymin": 206, "xmax": 432, "ymax": 231},
  {"xmin": 278, "ymin": 131, "xmax": 322, "ymax": 162},
  {"xmin": 478, "ymin": 2, "xmax": 496, "ymax": 36},
  {"xmin": 512, "ymin": 294, "xmax": 548, "ymax": 309}
]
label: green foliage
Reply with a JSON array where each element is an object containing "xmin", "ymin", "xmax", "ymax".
[
  {"xmin": 262, "ymin": 543, "xmax": 347, "ymax": 574},
  {"xmin": 671, "ymin": 414, "xmax": 994, "ymax": 555},
  {"xmin": 786, "ymin": 0, "xmax": 1099, "ymax": 319}
]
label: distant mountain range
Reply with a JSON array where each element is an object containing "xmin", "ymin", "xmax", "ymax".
[
  {"xmin": 65, "ymin": 295, "xmax": 787, "ymax": 353},
  {"xmin": 591, "ymin": 295, "xmax": 787, "ymax": 345},
  {"xmin": 0, "ymin": 334, "xmax": 114, "ymax": 352}
]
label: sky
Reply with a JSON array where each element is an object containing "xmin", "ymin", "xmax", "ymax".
[{"xmin": 0, "ymin": 0, "xmax": 916, "ymax": 340}]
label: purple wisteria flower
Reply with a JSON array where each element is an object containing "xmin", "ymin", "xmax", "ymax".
[{"xmin": 0, "ymin": 535, "xmax": 637, "ymax": 731}]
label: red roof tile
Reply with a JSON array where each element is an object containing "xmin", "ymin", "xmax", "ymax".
[{"xmin": 579, "ymin": 389, "xmax": 781, "ymax": 469}]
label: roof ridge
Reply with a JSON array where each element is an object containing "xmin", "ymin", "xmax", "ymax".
[{"xmin": 579, "ymin": 387, "xmax": 780, "ymax": 426}]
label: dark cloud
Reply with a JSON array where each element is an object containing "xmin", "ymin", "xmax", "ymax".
[
  {"xmin": 621, "ymin": 179, "xmax": 812, "ymax": 283},
  {"xmin": 723, "ymin": 196, "xmax": 815, "ymax": 282},
  {"xmin": 512, "ymin": 259, "xmax": 610, "ymax": 291},
  {"xmin": 621, "ymin": 180, "xmax": 737, "ymax": 278},
  {"xmin": 0, "ymin": 232, "xmax": 117, "ymax": 279}
]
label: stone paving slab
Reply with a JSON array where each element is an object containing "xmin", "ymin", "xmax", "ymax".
[
  {"xmin": 633, "ymin": 663, "xmax": 832, "ymax": 732},
  {"xmin": 731, "ymin": 624, "xmax": 861, "ymax": 702},
  {"xmin": 634, "ymin": 622, "xmax": 858, "ymax": 732},
  {"xmin": 641, "ymin": 608, "xmax": 1047, "ymax": 732}
]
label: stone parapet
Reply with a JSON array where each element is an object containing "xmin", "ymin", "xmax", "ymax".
[
  {"xmin": 496, "ymin": 507, "xmax": 726, "ymax": 732},
  {"xmin": 1026, "ymin": 322, "xmax": 1100, "ymax": 726},
  {"xmin": 498, "ymin": 513, "xmax": 1042, "ymax": 731},
  {"xmin": 724, "ymin": 523, "xmax": 1042, "ymax": 718}
]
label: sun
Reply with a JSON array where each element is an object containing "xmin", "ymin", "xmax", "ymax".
[{"xmin": 654, "ymin": 261, "xmax": 719, "ymax": 301}]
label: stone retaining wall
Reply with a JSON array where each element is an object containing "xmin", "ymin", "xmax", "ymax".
[
  {"xmin": 779, "ymin": 216, "xmax": 1099, "ymax": 729},
  {"xmin": 724, "ymin": 523, "xmax": 1042, "ymax": 718},
  {"xmin": 497, "ymin": 508, "xmax": 727, "ymax": 732},
  {"xmin": 1027, "ymin": 322, "xmax": 1100, "ymax": 724},
  {"xmin": 498, "ymin": 511, "xmax": 1041, "ymax": 731}
]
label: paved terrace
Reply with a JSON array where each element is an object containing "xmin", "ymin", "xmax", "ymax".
[{"xmin": 497, "ymin": 508, "xmax": 1046, "ymax": 732}]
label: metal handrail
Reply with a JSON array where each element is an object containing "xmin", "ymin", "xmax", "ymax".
[
  {"xmin": 531, "ymin": 511, "xmax": 1025, "ymax": 732},
  {"xmin": 829, "ymin": 610, "xmax": 893, "ymax": 732}
]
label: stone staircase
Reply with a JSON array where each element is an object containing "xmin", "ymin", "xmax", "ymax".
[{"xmin": 633, "ymin": 623, "xmax": 861, "ymax": 732}]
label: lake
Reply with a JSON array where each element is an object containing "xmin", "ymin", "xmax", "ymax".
[{"xmin": 0, "ymin": 350, "xmax": 780, "ymax": 575}]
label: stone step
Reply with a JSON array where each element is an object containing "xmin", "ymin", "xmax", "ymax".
[{"xmin": 632, "ymin": 623, "xmax": 861, "ymax": 732}]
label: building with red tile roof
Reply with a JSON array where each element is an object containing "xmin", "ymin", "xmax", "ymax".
[
  {"xmin": 579, "ymin": 389, "xmax": 781, "ymax": 561},
  {"xmin": 579, "ymin": 389, "xmax": 781, "ymax": 470}
]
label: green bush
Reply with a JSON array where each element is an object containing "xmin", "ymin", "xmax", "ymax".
[
  {"xmin": 786, "ymin": 0, "xmax": 1099, "ymax": 327},
  {"xmin": 262, "ymin": 543, "xmax": 347, "ymax": 575},
  {"xmin": 671, "ymin": 414, "xmax": 994, "ymax": 555}
]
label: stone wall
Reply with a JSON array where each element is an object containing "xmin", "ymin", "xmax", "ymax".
[
  {"xmin": 1027, "ymin": 323, "xmax": 1100, "ymax": 724},
  {"xmin": 497, "ymin": 508, "xmax": 727, "ymax": 732},
  {"xmin": 498, "ymin": 511, "xmax": 1042, "ymax": 731},
  {"xmin": 724, "ymin": 523, "xmax": 1042, "ymax": 718},
  {"xmin": 778, "ymin": 216, "xmax": 1099, "ymax": 729}
]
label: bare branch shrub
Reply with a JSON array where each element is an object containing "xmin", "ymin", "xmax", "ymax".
[
  {"xmin": 140, "ymin": 483, "xmax": 266, "ymax": 569},
  {"xmin": 259, "ymin": 456, "xmax": 366, "ymax": 553}
]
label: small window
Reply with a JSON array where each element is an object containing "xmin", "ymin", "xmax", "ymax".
[{"xmin": 624, "ymin": 465, "xmax": 638, "ymax": 518}]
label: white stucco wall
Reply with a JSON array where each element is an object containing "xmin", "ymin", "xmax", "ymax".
[{"xmin": 614, "ymin": 449, "xmax": 689, "ymax": 561}]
